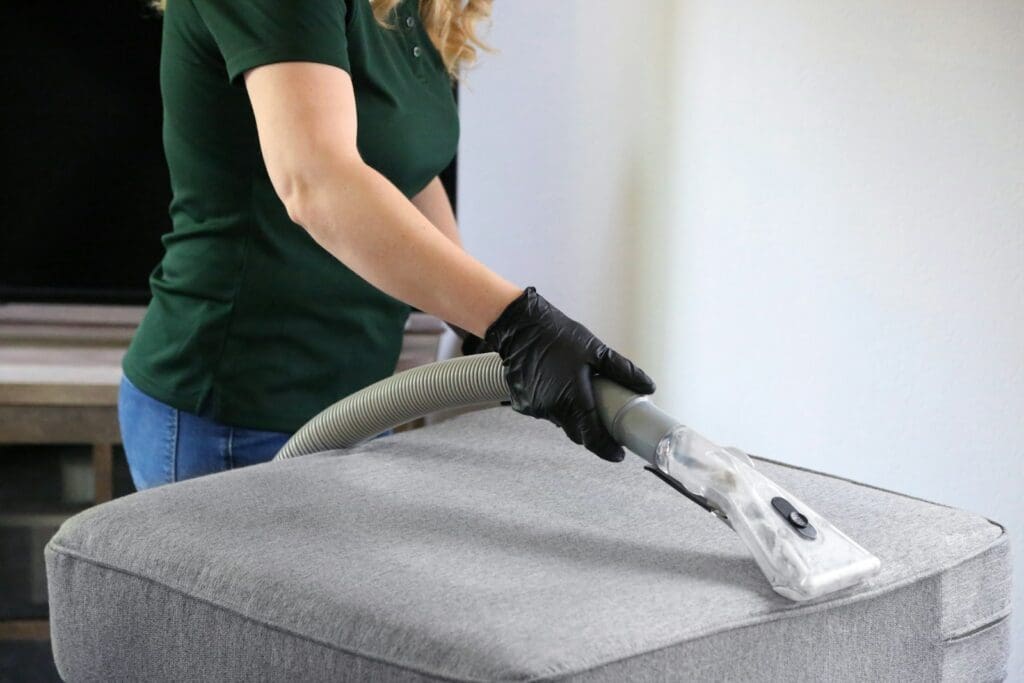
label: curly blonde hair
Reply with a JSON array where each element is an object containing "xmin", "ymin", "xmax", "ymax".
[{"xmin": 148, "ymin": 0, "xmax": 493, "ymax": 79}]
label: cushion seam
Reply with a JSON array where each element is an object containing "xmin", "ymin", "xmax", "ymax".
[
  {"xmin": 46, "ymin": 542, "xmax": 481, "ymax": 683},
  {"xmin": 944, "ymin": 611, "xmax": 1012, "ymax": 644}
]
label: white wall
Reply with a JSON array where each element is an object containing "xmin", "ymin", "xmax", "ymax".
[
  {"xmin": 659, "ymin": 3, "xmax": 1023, "ymax": 676},
  {"xmin": 459, "ymin": 1, "xmax": 1023, "ymax": 677},
  {"xmin": 456, "ymin": 1, "xmax": 672, "ymax": 346}
]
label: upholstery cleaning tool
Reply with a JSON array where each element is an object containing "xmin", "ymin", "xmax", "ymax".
[{"xmin": 274, "ymin": 353, "xmax": 881, "ymax": 601}]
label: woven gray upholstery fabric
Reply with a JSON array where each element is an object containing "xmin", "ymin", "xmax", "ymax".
[{"xmin": 47, "ymin": 407, "xmax": 1010, "ymax": 682}]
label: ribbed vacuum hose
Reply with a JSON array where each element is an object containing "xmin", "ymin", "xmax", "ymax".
[
  {"xmin": 274, "ymin": 351, "xmax": 680, "ymax": 463},
  {"xmin": 274, "ymin": 353, "xmax": 512, "ymax": 460}
]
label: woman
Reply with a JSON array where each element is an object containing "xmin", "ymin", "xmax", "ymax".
[{"xmin": 119, "ymin": 0, "xmax": 655, "ymax": 490}]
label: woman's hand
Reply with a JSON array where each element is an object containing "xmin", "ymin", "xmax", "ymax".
[{"xmin": 484, "ymin": 287, "xmax": 656, "ymax": 462}]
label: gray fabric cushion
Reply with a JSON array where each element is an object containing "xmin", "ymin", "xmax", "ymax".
[{"xmin": 46, "ymin": 407, "xmax": 1010, "ymax": 682}]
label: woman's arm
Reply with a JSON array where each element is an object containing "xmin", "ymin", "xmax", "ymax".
[
  {"xmin": 243, "ymin": 60, "xmax": 656, "ymax": 461},
  {"xmin": 411, "ymin": 176, "xmax": 479, "ymax": 342},
  {"xmin": 411, "ymin": 177, "xmax": 462, "ymax": 248},
  {"xmin": 243, "ymin": 61, "xmax": 518, "ymax": 337}
]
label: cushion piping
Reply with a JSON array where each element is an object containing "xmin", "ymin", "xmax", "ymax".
[{"xmin": 944, "ymin": 613, "xmax": 1011, "ymax": 644}]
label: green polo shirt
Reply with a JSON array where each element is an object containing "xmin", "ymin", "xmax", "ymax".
[{"xmin": 122, "ymin": 0, "xmax": 459, "ymax": 432}]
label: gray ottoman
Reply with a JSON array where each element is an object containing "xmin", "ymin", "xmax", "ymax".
[{"xmin": 46, "ymin": 407, "xmax": 1010, "ymax": 681}]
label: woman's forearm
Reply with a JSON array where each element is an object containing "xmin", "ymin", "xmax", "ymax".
[
  {"xmin": 288, "ymin": 159, "xmax": 521, "ymax": 338},
  {"xmin": 411, "ymin": 176, "xmax": 463, "ymax": 248}
]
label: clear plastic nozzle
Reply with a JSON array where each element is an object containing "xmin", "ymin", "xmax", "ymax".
[
  {"xmin": 654, "ymin": 426, "xmax": 881, "ymax": 601},
  {"xmin": 591, "ymin": 376, "xmax": 880, "ymax": 601}
]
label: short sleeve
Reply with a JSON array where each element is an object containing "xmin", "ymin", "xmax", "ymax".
[{"xmin": 192, "ymin": 0, "xmax": 350, "ymax": 85}]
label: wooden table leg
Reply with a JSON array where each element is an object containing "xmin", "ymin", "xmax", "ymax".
[{"xmin": 92, "ymin": 442, "xmax": 113, "ymax": 503}]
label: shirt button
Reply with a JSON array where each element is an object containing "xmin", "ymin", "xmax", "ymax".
[
  {"xmin": 405, "ymin": 16, "xmax": 415, "ymax": 28},
  {"xmin": 412, "ymin": 45, "xmax": 422, "ymax": 58}
]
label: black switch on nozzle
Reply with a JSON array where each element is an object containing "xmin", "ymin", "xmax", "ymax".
[{"xmin": 771, "ymin": 497, "xmax": 817, "ymax": 540}]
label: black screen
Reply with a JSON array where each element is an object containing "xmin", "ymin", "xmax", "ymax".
[
  {"xmin": 0, "ymin": 0, "xmax": 168, "ymax": 304},
  {"xmin": 0, "ymin": 1, "xmax": 458, "ymax": 306}
]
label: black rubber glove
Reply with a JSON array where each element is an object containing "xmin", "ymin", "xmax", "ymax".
[{"xmin": 484, "ymin": 286, "xmax": 656, "ymax": 462}]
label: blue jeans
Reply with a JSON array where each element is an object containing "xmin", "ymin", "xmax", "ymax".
[{"xmin": 118, "ymin": 375, "xmax": 293, "ymax": 490}]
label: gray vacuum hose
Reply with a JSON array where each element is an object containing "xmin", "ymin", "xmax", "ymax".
[
  {"xmin": 274, "ymin": 353, "xmax": 509, "ymax": 460},
  {"xmin": 273, "ymin": 352, "xmax": 679, "ymax": 463}
]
